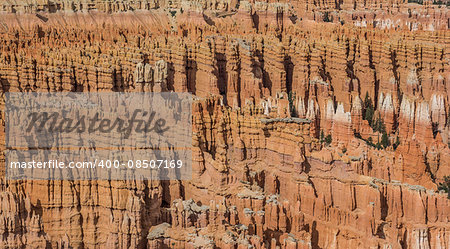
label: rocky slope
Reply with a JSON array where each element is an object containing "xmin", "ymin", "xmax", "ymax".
[{"xmin": 0, "ymin": 0, "xmax": 449, "ymax": 248}]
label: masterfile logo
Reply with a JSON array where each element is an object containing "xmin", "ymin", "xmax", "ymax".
[
  {"xmin": 26, "ymin": 109, "xmax": 169, "ymax": 138},
  {"xmin": 5, "ymin": 92, "xmax": 192, "ymax": 149}
]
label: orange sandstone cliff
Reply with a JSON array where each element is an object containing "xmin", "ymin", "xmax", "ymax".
[{"xmin": 0, "ymin": 0, "xmax": 449, "ymax": 248}]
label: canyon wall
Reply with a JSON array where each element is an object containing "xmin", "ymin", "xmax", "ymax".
[{"xmin": 0, "ymin": 0, "xmax": 448, "ymax": 248}]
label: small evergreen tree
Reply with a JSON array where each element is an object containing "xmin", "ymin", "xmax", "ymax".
[
  {"xmin": 381, "ymin": 132, "xmax": 390, "ymax": 149},
  {"xmin": 363, "ymin": 93, "xmax": 374, "ymax": 126},
  {"xmin": 375, "ymin": 142, "xmax": 382, "ymax": 150},
  {"xmin": 323, "ymin": 12, "xmax": 331, "ymax": 22},
  {"xmin": 324, "ymin": 135, "xmax": 332, "ymax": 145},
  {"xmin": 438, "ymin": 176, "xmax": 450, "ymax": 199},
  {"xmin": 288, "ymin": 92, "xmax": 296, "ymax": 117},
  {"xmin": 370, "ymin": 113, "xmax": 386, "ymax": 133}
]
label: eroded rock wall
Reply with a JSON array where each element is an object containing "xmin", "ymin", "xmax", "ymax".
[{"xmin": 0, "ymin": 1, "xmax": 448, "ymax": 248}]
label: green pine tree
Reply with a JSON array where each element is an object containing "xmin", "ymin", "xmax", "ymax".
[
  {"xmin": 363, "ymin": 93, "xmax": 374, "ymax": 126},
  {"xmin": 381, "ymin": 132, "xmax": 390, "ymax": 149},
  {"xmin": 438, "ymin": 176, "xmax": 450, "ymax": 199},
  {"xmin": 324, "ymin": 135, "xmax": 332, "ymax": 145},
  {"xmin": 288, "ymin": 92, "xmax": 296, "ymax": 117}
]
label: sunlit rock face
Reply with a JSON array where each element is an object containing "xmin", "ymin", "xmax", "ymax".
[{"xmin": 0, "ymin": 0, "xmax": 448, "ymax": 248}]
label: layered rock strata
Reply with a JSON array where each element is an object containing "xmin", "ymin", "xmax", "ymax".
[{"xmin": 0, "ymin": 1, "xmax": 448, "ymax": 248}]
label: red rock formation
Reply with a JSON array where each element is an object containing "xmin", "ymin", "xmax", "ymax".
[
  {"xmin": 332, "ymin": 103, "xmax": 354, "ymax": 147},
  {"xmin": 0, "ymin": 1, "xmax": 448, "ymax": 248}
]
